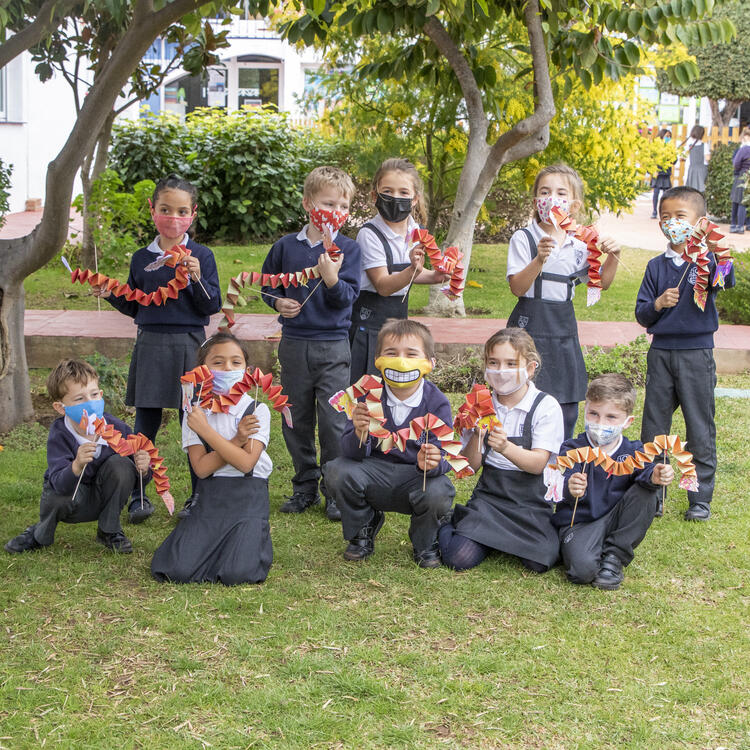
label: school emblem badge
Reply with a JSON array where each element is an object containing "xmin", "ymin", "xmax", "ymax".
[
  {"xmin": 359, "ymin": 307, "xmax": 373, "ymax": 320},
  {"xmin": 688, "ymin": 266, "xmax": 698, "ymax": 286},
  {"xmin": 617, "ymin": 455, "xmax": 630, "ymax": 463},
  {"xmin": 518, "ymin": 315, "xmax": 529, "ymax": 328},
  {"xmin": 575, "ymin": 248, "xmax": 585, "ymax": 266}
]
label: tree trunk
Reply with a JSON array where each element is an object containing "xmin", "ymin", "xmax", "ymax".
[{"xmin": 710, "ymin": 98, "xmax": 742, "ymax": 127}]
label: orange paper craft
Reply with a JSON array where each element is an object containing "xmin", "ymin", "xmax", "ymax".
[
  {"xmin": 453, "ymin": 384, "xmax": 500, "ymax": 432},
  {"xmin": 681, "ymin": 219, "xmax": 733, "ymax": 311},
  {"xmin": 328, "ymin": 374, "xmax": 386, "ymax": 433},
  {"xmin": 411, "ymin": 228, "xmax": 466, "ymax": 300}
]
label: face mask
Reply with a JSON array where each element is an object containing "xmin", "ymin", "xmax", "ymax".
[
  {"xmin": 64, "ymin": 398, "xmax": 105, "ymax": 426},
  {"xmin": 660, "ymin": 217, "xmax": 693, "ymax": 246},
  {"xmin": 210, "ymin": 368, "xmax": 246, "ymax": 394},
  {"xmin": 309, "ymin": 205, "xmax": 348, "ymax": 234},
  {"xmin": 585, "ymin": 420, "xmax": 627, "ymax": 447},
  {"xmin": 485, "ymin": 367, "xmax": 529, "ymax": 396},
  {"xmin": 534, "ymin": 195, "xmax": 569, "ymax": 224},
  {"xmin": 375, "ymin": 193, "xmax": 413, "ymax": 224},
  {"xmin": 150, "ymin": 202, "xmax": 196, "ymax": 239},
  {"xmin": 374, "ymin": 356, "xmax": 433, "ymax": 389}
]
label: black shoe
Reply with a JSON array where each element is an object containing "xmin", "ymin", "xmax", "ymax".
[
  {"xmin": 343, "ymin": 511, "xmax": 385, "ymax": 561},
  {"xmin": 324, "ymin": 497, "xmax": 342, "ymax": 521},
  {"xmin": 592, "ymin": 554, "xmax": 624, "ymax": 590},
  {"xmin": 414, "ymin": 542, "xmax": 441, "ymax": 568},
  {"xmin": 5, "ymin": 526, "xmax": 46, "ymax": 553},
  {"xmin": 128, "ymin": 495, "xmax": 154, "ymax": 524},
  {"xmin": 654, "ymin": 496, "xmax": 664, "ymax": 518},
  {"xmin": 684, "ymin": 503, "xmax": 710, "ymax": 521},
  {"xmin": 96, "ymin": 529, "xmax": 133, "ymax": 553},
  {"xmin": 280, "ymin": 491, "xmax": 321, "ymax": 514},
  {"xmin": 176, "ymin": 494, "xmax": 197, "ymax": 519}
]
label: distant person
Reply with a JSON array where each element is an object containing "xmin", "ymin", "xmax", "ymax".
[
  {"xmin": 680, "ymin": 125, "xmax": 709, "ymax": 193},
  {"xmin": 730, "ymin": 127, "xmax": 750, "ymax": 233},
  {"xmin": 651, "ymin": 128, "xmax": 673, "ymax": 219}
]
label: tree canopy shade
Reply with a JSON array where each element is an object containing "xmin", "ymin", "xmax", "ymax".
[{"xmin": 281, "ymin": 0, "xmax": 735, "ymax": 314}]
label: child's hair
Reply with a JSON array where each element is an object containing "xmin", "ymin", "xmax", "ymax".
[
  {"xmin": 484, "ymin": 328, "xmax": 541, "ymax": 378},
  {"xmin": 659, "ymin": 185, "xmax": 706, "ymax": 216},
  {"xmin": 152, "ymin": 174, "xmax": 198, "ymax": 206},
  {"xmin": 585, "ymin": 373, "xmax": 636, "ymax": 415},
  {"xmin": 197, "ymin": 331, "xmax": 249, "ymax": 367},
  {"xmin": 303, "ymin": 166, "xmax": 355, "ymax": 202},
  {"xmin": 376, "ymin": 318, "xmax": 435, "ymax": 359},
  {"xmin": 531, "ymin": 163, "xmax": 585, "ymax": 221},
  {"xmin": 372, "ymin": 158, "xmax": 428, "ymax": 226},
  {"xmin": 742, "ymin": 127, "xmax": 750, "ymax": 140},
  {"xmin": 689, "ymin": 125, "xmax": 705, "ymax": 141},
  {"xmin": 47, "ymin": 359, "xmax": 98, "ymax": 401},
  {"xmin": 657, "ymin": 128, "xmax": 672, "ymax": 140}
]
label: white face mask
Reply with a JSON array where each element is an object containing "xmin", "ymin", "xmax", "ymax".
[
  {"xmin": 585, "ymin": 420, "xmax": 628, "ymax": 447},
  {"xmin": 535, "ymin": 195, "xmax": 570, "ymax": 224},
  {"xmin": 485, "ymin": 367, "xmax": 529, "ymax": 396},
  {"xmin": 209, "ymin": 368, "xmax": 246, "ymax": 394}
]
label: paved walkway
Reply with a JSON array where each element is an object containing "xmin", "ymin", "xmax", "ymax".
[{"xmin": 0, "ymin": 208, "xmax": 83, "ymax": 240}]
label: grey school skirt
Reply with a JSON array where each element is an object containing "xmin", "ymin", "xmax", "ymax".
[
  {"xmin": 125, "ymin": 328, "xmax": 204, "ymax": 409},
  {"xmin": 730, "ymin": 175, "xmax": 745, "ymax": 204}
]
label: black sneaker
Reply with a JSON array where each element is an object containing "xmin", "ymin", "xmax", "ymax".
[
  {"xmin": 414, "ymin": 542, "xmax": 441, "ymax": 568},
  {"xmin": 280, "ymin": 491, "xmax": 321, "ymax": 514},
  {"xmin": 592, "ymin": 554, "xmax": 624, "ymax": 590},
  {"xmin": 96, "ymin": 529, "xmax": 133, "ymax": 554},
  {"xmin": 128, "ymin": 495, "xmax": 154, "ymax": 524},
  {"xmin": 654, "ymin": 496, "xmax": 664, "ymax": 518},
  {"xmin": 324, "ymin": 497, "xmax": 342, "ymax": 521},
  {"xmin": 176, "ymin": 494, "xmax": 198, "ymax": 519},
  {"xmin": 5, "ymin": 526, "xmax": 46, "ymax": 553},
  {"xmin": 684, "ymin": 503, "xmax": 710, "ymax": 521},
  {"xmin": 343, "ymin": 511, "xmax": 385, "ymax": 561}
]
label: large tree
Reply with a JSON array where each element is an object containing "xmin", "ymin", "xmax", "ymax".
[{"xmin": 283, "ymin": 0, "xmax": 734, "ymax": 315}]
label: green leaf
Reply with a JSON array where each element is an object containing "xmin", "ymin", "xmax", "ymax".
[{"xmin": 377, "ymin": 10, "xmax": 393, "ymax": 34}]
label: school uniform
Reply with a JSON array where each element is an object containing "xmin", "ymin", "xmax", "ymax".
[
  {"xmin": 635, "ymin": 247, "xmax": 735, "ymax": 510},
  {"xmin": 442, "ymin": 382, "xmax": 564, "ymax": 570},
  {"xmin": 506, "ymin": 222, "xmax": 589, "ymax": 437},
  {"xmin": 323, "ymin": 379, "xmax": 456, "ymax": 556},
  {"xmin": 151, "ymin": 394, "xmax": 273, "ymax": 585},
  {"xmin": 31, "ymin": 414, "xmax": 142, "ymax": 546},
  {"xmin": 555, "ymin": 434, "xmax": 659, "ymax": 584},
  {"xmin": 261, "ymin": 227, "xmax": 361, "ymax": 501},
  {"xmin": 350, "ymin": 214, "xmax": 419, "ymax": 381},
  {"xmin": 684, "ymin": 139, "xmax": 708, "ymax": 193},
  {"xmin": 730, "ymin": 144, "xmax": 750, "ymax": 229}
]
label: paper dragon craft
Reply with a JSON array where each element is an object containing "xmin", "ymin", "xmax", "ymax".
[
  {"xmin": 680, "ymin": 219, "xmax": 734, "ymax": 311},
  {"xmin": 180, "ymin": 365, "xmax": 293, "ymax": 428},
  {"xmin": 65, "ymin": 245, "xmax": 192, "ymax": 306},
  {"xmin": 453, "ymin": 384, "xmax": 502, "ymax": 433},
  {"xmin": 411, "ymin": 228, "xmax": 466, "ymax": 299}
]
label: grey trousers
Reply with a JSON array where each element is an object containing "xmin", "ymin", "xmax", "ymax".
[
  {"xmin": 558, "ymin": 484, "xmax": 658, "ymax": 584},
  {"xmin": 278, "ymin": 337, "xmax": 351, "ymax": 497},
  {"xmin": 33, "ymin": 454, "xmax": 138, "ymax": 546},
  {"xmin": 641, "ymin": 347, "xmax": 716, "ymax": 506},
  {"xmin": 324, "ymin": 456, "xmax": 455, "ymax": 554}
]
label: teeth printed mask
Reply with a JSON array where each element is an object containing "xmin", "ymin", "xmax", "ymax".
[
  {"xmin": 660, "ymin": 217, "xmax": 694, "ymax": 246},
  {"xmin": 534, "ymin": 195, "xmax": 569, "ymax": 225},
  {"xmin": 374, "ymin": 356, "xmax": 433, "ymax": 389},
  {"xmin": 309, "ymin": 206, "xmax": 348, "ymax": 234}
]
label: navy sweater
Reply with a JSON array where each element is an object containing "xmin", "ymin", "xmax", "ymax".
[
  {"xmin": 341, "ymin": 380, "xmax": 453, "ymax": 478},
  {"xmin": 635, "ymin": 252, "xmax": 735, "ymax": 349},
  {"xmin": 553, "ymin": 434, "xmax": 657, "ymax": 527},
  {"xmin": 107, "ymin": 238, "xmax": 222, "ymax": 332},
  {"xmin": 733, "ymin": 144, "xmax": 750, "ymax": 176},
  {"xmin": 44, "ymin": 414, "xmax": 146, "ymax": 496},
  {"xmin": 261, "ymin": 231, "xmax": 361, "ymax": 340}
]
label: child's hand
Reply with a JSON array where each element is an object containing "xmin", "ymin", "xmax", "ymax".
[
  {"xmin": 236, "ymin": 414, "xmax": 260, "ymax": 444},
  {"xmin": 186, "ymin": 407, "xmax": 209, "ymax": 435},
  {"xmin": 487, "ymin": 425, "xmax": 509, "ymax": 453},
  {"xmin": 409, "ymin": 243, "xmax": 426, "ymax": 272},
  {"xmin": 536, "ymin": 236, "xmax": 556, "ymax": 265},
  {"xmin": 430, "ymin": 270, "xmax": 451, "ymax": 284},
  {"xmin": 655, "ymin": 287, "xmax": 680, "ymax": 310},
  {"xmin": 72, "ymin": 441, "xmax": 98, "ymax": 475},
  {"xmin": 134, "ymin": 449, "xmax": 150, "ymax": 475},
  {"xmin": 275, "ymin": 298, "xmax": 301, "ymax": 318},
  {"xmin": 652, "ymin": 463, "xmax": 674, "ymax": 486},
  {"xmin": 91, "ymin": 284, "xmax": 111, "ymax": 299},
  {"xmin": 417, "ymin": 442, "xmax": 442, "ymax": 471},
  {"xmin": 352, "ymin": 402, "xmax": 370, "ymax": 440},
  {"xmin": 183, "ymin": 255, "xmax": 201, "ymax": 281},
  {"xmin": 318, "ymin": 251, "xmax": 342, "ymax": 287},
  {"xmin": 599, "ymin": 236, "xmax": 621, "ymax": 256},
  {"xmin": 568, "ymin": 471, "xmax": 588, "ymax": 498}
]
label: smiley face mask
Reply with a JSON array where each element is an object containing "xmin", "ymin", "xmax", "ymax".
[{"xmin": 374, "ymin": 356, "xmax": 433, "ymax": 389}]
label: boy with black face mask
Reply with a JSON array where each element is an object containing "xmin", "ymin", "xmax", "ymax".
[{"xmin": 350, "ymin": 158, "xmax": 449, "ymax": 381}]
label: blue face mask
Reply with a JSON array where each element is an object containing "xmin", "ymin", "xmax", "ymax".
[
  {"xmin": 585, "ymin": 420, "xmax": 627, "ymax": 447},
  {"xmin": 210, "ymin": 368, "xmax": 246, "ymax": 394},
  {"xmin": 64, "ymin": 398, "xmax": 105, "ymax": 425}
]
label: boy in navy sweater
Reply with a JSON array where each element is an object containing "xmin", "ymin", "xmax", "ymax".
[
  {"xmin": 556, "ymin": 374, "xmax": 674, "ymax": 590},
  {"xmin": 635, "ymin": 186, "xmax": 735, "ymax": 521},
  {"xmin": 324, "ymin": 319, "xmax": 455, "ymax": 567},
  {"xmin": 261, "ymin": 166, "xmax": 361, "ymax": 520},
  {"xmin": 5, "ymin": 360, "xmax": 150, "ymax": 554}
]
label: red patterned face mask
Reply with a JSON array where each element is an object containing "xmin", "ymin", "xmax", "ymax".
[
  {"xmin": 309, "ymin": 206, "xmax": 348, "ymax": 234},
  {"xmin": 149, "ymin": 199, "xmax": 196, "ymax": 239}
]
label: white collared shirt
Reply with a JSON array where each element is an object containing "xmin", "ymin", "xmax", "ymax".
[
  {"xmin": 506, "ymin": 221, "xmax": 589, "ymax": 301},
  {"xmin": 358, "ymin": 213, "xmax": 419, "ymax": 296},
  {"xmin": 64, "ymin": 416, "xmax": 106, "ymax": 459},
  {"xmin": 385, "ymin": 380, "xmax": 425, "ymax": 426},
  {"xmin": 664, "ymin": 245, "xmax": 686, "ymax": 267},
  {"xmin": 296, "ymin": 225, "xmax": 339, "ymax": 249}
]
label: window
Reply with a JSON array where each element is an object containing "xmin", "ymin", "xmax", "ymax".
[{"xmin": 237, "ymin": 66, "xmax": 278, "ymax": 109}]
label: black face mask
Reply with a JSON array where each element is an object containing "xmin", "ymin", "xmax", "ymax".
[{"xmin": 375, "ymin": 192, "xmax": 413, "ymax": 223}]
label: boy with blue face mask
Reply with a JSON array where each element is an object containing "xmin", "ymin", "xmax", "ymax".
[
  {"xmin": 555, "ymin": 374, "xmax": 674, "ymax": 590},
  {"xmin": 5, "ymin": 360, "xmax": 150, "ymax": 554},
  {"xmin": 635, "ymin": 186, "xmax": 735, "ymax": 522}
]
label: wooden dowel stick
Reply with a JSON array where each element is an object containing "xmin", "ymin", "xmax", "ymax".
[
  {"xmin": 402, "ymin": 267, "xmax": 419, "ymax": 303},
  {"xmin": 297, "ymin": 279, "xmax": 324, "ymax": 310},
  {"xmin": 422, "ymin": 426, "xmax": 429, "ymax": 491}
]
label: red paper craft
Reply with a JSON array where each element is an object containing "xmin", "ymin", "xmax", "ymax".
[
  {"xmin": 411, "ymin": 228, "xmax": 466, "ymax": 300},
  {"xmin": 453, "ymin": 384, "xmax": 500, "ymax": 432},
  {"xmin": 681, "ymin": 219, "xmax": 733, "ymax": 312}
]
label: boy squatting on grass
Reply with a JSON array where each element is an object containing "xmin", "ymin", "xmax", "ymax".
[
  {"xmin": 554, "ymin": 374, "xmax": 673, "ymax": 591},
  {"xmin": 5, "ymin": 359, "xmax": 151, "ymax": 555},
  {"xmin": 635, "ymin": 186, "xmax": 735, "ymax": 522}
]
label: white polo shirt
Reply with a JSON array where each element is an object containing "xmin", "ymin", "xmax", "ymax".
[
  {"xmin": 384, "ymin": 380, "xmax": 425, "ymax": 426},
  {"xmin": 506, "ymin": 221, "xmax": 589, "ymax": 301},
  {"xmin": 357, "ymin": 213, "xmax": 419, "ymax": 296}
]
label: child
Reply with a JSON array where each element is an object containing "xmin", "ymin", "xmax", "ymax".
[
  {"xmin": 151, "ymin": 332, "xmax": 273, "ymax": 585},
  {"xmin": 439, "ymin": 328, "xmax": 564, "ymax": 573},
  {"xmin": 555, "ymin": 374, "xmax": 674, "ymax": 590},
  {"xmin": 506, "ymin": 163, "xmax": 621, "ymax": 438},
  {"xmin": 636, "ymin": 185, "xmax": 735, "ymax": 521},
  {"xmin": 730, "ymin": 127, "xmax": 750, "ymax": 233},
  {"xmin": 260, "ymin": 166, "xmax": 361, "ymax": 521},
  {"xmin": 5, "ymin": 360, "xmax": 150, "ymax": 554},
  {"xmin": 650, "ymin": 128, "xmax": 674, "ymax": 219},
  {"xmin": 93, "ymin": 174, "xmax": 222, "ymax": 523},
  {"xmin": 350, "ymin": 158, "xmax": 449, "ymax": 381},
  {"xmin": 324, "ymin": 319, "xmax": 455, "ymax": 567},
  {"xmin": 680, "ymin": 125, "xmax": 709, "ymax": 194}
]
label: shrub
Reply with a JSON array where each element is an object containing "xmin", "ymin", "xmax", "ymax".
[
  {"xmin": 0, "ymin": 158, "xmax": 11, "ymax": 229},
  {"xmin": 716, "ymin": 256, "xmax": 750, "ymax": 325},
  {"xmin": 431, "ymin": 348, "xmax": 485, "ymax": 393},
  {"xmin": 82, "ymin": 352, "xmax": 132, "ymax": 419},
  {"xmin": 705, "ymin": 141, "xmax": 739, "ymax": 221},
  {"xmin": 583, "ymin": 335, "xmax": 650, "ymax": 388}
]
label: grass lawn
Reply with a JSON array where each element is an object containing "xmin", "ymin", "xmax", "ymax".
[{"xmin": 1, "ymin": 376, "xmax": 748, "ymax": 748}]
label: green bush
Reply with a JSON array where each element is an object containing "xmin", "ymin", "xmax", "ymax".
[
  {"xmin": 716, "ymin": 256, "xmax": 750, "ymax": 325},
  {"xmin": 431, "ymin": 348, "xmax": 485, "ymax": 393},
  {"xmin": 82, "ymin": 352, "xmax": 132, "ymax": 419},
  {"xmin": 583, "ymin": 335, "xmax": 650, "ymax": 387},
  {"xmin": 0, "ymin": 158, "xmax": 11, "ymax": 229},
  {"xmin": 705, "ymin": 141, "xmax": 739, "ymax": 221}
]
